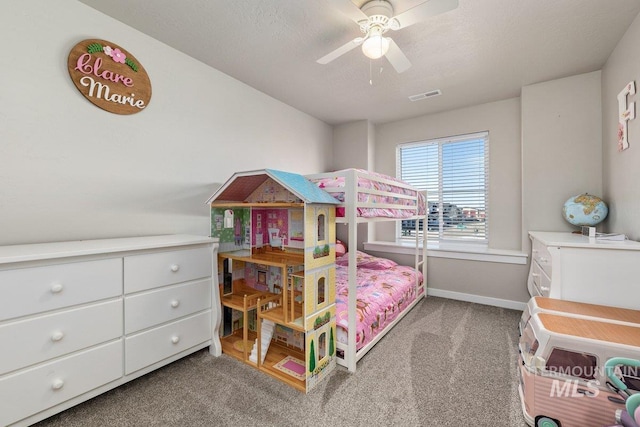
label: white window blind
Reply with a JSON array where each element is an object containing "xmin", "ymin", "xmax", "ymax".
[{"xmin": 397, "ymin": 131, "xmax": 489, "ymax": 244}]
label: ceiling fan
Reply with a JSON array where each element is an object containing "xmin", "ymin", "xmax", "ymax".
[{"xmin": 317, "ymin": 0, "xmax": 459, "ymax": 73}]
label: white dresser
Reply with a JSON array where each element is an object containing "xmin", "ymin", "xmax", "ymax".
[
  {"xmin": 0, "ymin": 235, "xmax": 221, "ymax": 427},
  {"xmin": 528, "ymin": 231, "xmax": 640, "ymax": 309}
]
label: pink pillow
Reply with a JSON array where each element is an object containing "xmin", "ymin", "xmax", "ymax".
[
  {"xmin": 336, "ymin": 251, "xmax": 397, "ymax": 270},
  {"xmin": 335, "ymin": 240, "xmax": 347, "ymax": 257}
]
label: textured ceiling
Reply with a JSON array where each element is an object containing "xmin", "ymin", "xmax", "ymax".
[{"xmin": 78, "ymin": 0, "xmax": 640, "ymax": 125}]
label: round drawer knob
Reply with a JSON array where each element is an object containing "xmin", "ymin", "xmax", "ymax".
[
  {"xmin": 51, "ymin": 379, "xmax": 65, "ymax": 390},
  {"xmin": 51, "ymin": 331, "xmax": 64, "ymax": 342},
  {"xmin": 171, "ymin": 336, "xmax": 180, "ymax": 344},
  {"xmin": 50, "ymin": 283, "xmax": 64, "ymax": 294},
  {"xmin": 170, "ymin": 300, "xmax": 180, "ymax": 308},
  {"xmin": 170, "ymin": 264, "xmax": 180, "ymax": 272}
]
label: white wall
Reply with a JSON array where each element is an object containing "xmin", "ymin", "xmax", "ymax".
[
  {"xmin": 331, "ymin": 120, "xmax": 371, "ymax": 171},
  {"xmin": 521, "ymin": 71, "xmax": 603, "ymax": 247},
  {"xmin": 602, "ymin": 13, "xmax": 640, "ymax": 241},
  {"xmin": 0, "ymin": 0, "xmax": 332, "ymax": 245},
  {"xmin": 331, "ymin": 120, "xmax": 375, "ymax": 250}
]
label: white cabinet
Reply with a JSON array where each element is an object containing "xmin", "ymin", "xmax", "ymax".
[
  {"xmin": 527, "ymin": 231, "xmax": 640, "ymax": 309},
  {"xmin": 0, "ymin": 235, "xmax": 220, "ymax": 427},
  {"xmin": 123, "ymin": 247, "xmax": 213, "ymax": 375},
  {"xmin": 125, "ymin": 311, "xmax": 212, "ymax": 375},
  {"xmin": 0, "ymin": 341, "xmax": 124, "ymax": 427},
  {"xmin": 124, "ymin": 278, "xmax": 211, "ymax": 334},
  {"xmin": 124, "ymin": 246, "xmax": 213, "ymax": 293},
  {"xmin": 0, "ymin": 258, "xmax": 122, "ymax": 321},
  {"xmin": 0, "ymin": 300, "xmax": 122, "ymax": 375}
]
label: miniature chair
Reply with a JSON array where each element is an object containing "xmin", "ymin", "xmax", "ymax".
[{"xmin": 268, "ymin": 228, "xmax": 282, "ymax": 247}]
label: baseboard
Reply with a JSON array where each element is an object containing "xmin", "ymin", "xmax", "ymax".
[{"xmin": 427, "ymin": 287, "xmax": 527, "ymax": 311}]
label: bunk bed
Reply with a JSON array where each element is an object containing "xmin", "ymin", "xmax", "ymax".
[{"xmin": 306, "ymin": 169, "xmax": 427, "ymax": 372}]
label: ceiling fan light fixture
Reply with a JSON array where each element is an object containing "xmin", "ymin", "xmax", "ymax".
[{"xmin": 362, "ymin": 34, "xmax": 389, "ymax": 59}]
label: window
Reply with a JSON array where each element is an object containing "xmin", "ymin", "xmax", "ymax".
[
  {"xmin": 223, "ymin": 209, "xmax": 234, "ymax": 228},
  {"xmin": 545, "ymin": 348, "xmax": 598, "ymax": 380},
  {"xmin": 620, "ymin": 366, "xmax": 640, "ymax": 392},
  {"xmin": 397, "ymin": 131, "xmax": 489, "ymax": 244},
  {"xmin": 318, "ymin": 332, "xmax": 327, "ymax": 360},
  {"xmin": 519, "ymin": 322, "xmax": 539, "ymax": 367},
  {"xmin": 317, "ymin": 276, "xmax": 325, "ymax": 305},
  {"xmin": 317, "ymin": 213, "xmax": 326, "ymax": 242}
]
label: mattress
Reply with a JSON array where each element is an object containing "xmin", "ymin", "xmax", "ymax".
[
  {"xmin": 310, "ymin": 169, "xmax": 426, "ymax": 218},
  {"xmin": 334, "ymin": 258, "xmax": 423, "ymax": 351}
]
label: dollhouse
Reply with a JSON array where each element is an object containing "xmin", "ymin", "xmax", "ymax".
[{"xmin": 207, "ymin": 169, "xmax": 340, "ymax": 392}]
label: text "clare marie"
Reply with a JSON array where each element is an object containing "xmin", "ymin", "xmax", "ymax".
[{"xmin": 75, "ymin": 53, "xmax": 146, "ymax": 109}]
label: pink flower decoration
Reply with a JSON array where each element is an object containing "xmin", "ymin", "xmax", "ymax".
[
  {"xmin": 111, "ymin": 48, "xmax": 126, "ymax": 64},
  {"xmin": 618, "ymin": 122, "xmax": 624, "ymax": 142},
  {"xmin": 103, "ymin": 45, "xmax": 113, "ymax": 57}
]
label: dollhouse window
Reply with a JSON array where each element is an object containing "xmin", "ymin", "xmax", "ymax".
[
  {"xmin": 318, "ymin": 332, "xmax": 326, "ymax": 359},
  {"xmin": 317, "ymin": 276, "xmax": 325, "ymax": 304},
  {"xmin": 317, "ymin": 214, "xmax": 326, "ymax": 241},
  {"xmin": 288, "ymin": 209, "xmax": 303, "ymax": 241},
  {"xmin": 257, "ymin": 270, "xmax": 267, "ymax": 286},
  {"xmin": 224, "ymin": 210, "xmax": 234, "ymax": 228}
]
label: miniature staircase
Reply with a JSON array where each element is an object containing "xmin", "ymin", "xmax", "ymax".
[{"xmin": 249, "ymin": 319, "xmax": 275, "ymax": 364}]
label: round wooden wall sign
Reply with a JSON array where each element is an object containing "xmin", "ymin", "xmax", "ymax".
[{"xmin": 68, "ymin": 39, "xmax": 152, "ymax": 115}]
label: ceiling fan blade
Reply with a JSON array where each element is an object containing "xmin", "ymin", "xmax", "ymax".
[
  {"xmin": 317, "ymin": 38, "xmax": 364, "ymax": 64},
  {"xmin": 385, "ymin": 38, "xmax": 411, "ymax": 73},
  {"xmin": 327, "ymin": 0, "xmax": 368, "ymax": 23},
  {"xmin": 392, "ymin": 0, "xmax": 459, "ymax": 30}
]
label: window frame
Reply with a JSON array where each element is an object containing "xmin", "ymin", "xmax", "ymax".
[{"xmin": 396, "ymin": 131, "xmax": 490, "ymax": 245}]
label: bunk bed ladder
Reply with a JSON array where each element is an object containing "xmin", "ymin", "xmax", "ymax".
[
  {"xmin": 345, "ymin": 171, "xmax": 358, "ymax": 373},
  {"xmin": 416, "ymin": 190, "xmax": 428, "ymax": 296}
]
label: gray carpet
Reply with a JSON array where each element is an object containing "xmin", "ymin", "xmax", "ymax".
[{"xmin": 34, "ymin": 297, "xmax": 528, "ymax": 427}]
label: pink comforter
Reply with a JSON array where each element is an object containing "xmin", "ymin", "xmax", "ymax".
[
  {"xmin": 311, "ymin": 169, "xmax": 426, "ymax": 218},
  {"xmin": 335, "ymin": 264, "xmax": 423, "ymax": 351}
]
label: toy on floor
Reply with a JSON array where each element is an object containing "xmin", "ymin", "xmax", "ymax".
[
  {"xmin": 518, "ymin": 312, "xmax": 640, "ymax": 427},
  {"xmin": 208, "ymin": 169, "xmax": 339, "ymax": 393},
  {"xmin": 604, "ymin": 358, "xmax": 640, "ymax": 427},
  {"xmin": 519, "ymin": 296, "xmax": 640, "ymax": 335}
]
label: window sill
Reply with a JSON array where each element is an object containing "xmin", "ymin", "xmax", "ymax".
[{"xmin": 363, "ymin": 241, "xmax": 528, "ymax": 265}]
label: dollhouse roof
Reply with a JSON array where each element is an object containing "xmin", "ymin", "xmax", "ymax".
[{"xmin": 206, "ymin": 169, "xmax": 340, "ymax": 205}]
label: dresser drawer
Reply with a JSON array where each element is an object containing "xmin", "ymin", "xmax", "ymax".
[
  {"xmin": 531, "ymin": 261, "xmax": 551, "ymax": 297},
  {"xmin": 125, "ymin": 311, "xmax": 211, "ymax": 375},
  {"xmin": 0, "ymin": 258, "xmax": 122, "ymax": 321},
  {"xmin": 124, "ymin": 247, "xmax": 212, "ymax": 293},
  {"xmin": 0, "ymin": 340, "xmax": 122, "ymax": 427},
  {"xmin": 124, "ymin": 278, "xmax": 211, "ymax": 334},
  {"xmin": 0, "ymin": 299, "xmax": 122, "ymax": 376},
  {"xmin": 531, "ymin": 239, "xmax": 552, "ymax": 276}
]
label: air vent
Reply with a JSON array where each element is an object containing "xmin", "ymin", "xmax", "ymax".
[{"xmin": 408, "ymin": 89, "xmax": 442, "ymax": 102}]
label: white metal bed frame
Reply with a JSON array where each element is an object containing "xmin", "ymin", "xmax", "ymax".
[{"xmin": 306, "ymin": 169, "xmax": 427, "ymax": 372}]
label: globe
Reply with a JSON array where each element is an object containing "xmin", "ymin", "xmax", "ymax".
[{"xmin": 562, "ymin": 193, "xmax": 608, "ymax": 227}]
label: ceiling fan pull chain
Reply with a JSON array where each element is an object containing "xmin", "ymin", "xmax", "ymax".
[{"xmin": 369, "ymin": 59, "xmax": 373, "ymax": 85}]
